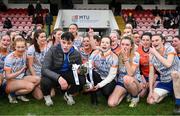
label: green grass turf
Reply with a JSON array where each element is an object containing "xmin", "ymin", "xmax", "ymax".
[{"xmin": 0, "ymin": 93, "xmax": 175, "ymax": 115}]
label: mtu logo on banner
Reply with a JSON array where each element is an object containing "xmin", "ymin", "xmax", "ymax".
[{"xmin": 72, "ymin": 15, "xmax": 90, "ymax": 23}]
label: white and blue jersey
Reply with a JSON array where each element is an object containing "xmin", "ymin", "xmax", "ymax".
[
  {"xmin": 73, "ymin": 36, "xmax": 83, "ymax": 51},
  {"xmin": 0, "ymin": 50, "xmax": 11, "ymax": 74},
  {"xmin": 0, "ymin": 54, "xmax": 6, "ymax": 74},
  {"xmin": 27, "ymin": 45, "xmax": 50, "ymax": 76},
  {"xmin": 89, "ymin": 49, "xmax": 118, "ymax": 79},
  {"xmin": 4, "ymin": 52, "xmax": 27, "ymax": 79},
  {"xmin": 117, "ymin": 52, "xmax": 142, "ymax": 84},
  {"xmin": 150, "ymin": 45, "xmax": 179, "ymax": 83}
]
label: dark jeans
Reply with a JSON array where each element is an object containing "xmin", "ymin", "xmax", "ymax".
[{"xmin": 41, "ymin": 70, "xmax": 86, "ymax": 96}]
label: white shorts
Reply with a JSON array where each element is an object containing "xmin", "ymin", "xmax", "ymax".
[{"xmin": 154, "ymin": 88, "xmax": 169, "ymax": 97}]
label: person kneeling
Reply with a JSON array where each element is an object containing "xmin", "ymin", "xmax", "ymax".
[
  {"xmin": 4, "ymin": 37, "xmax": 39, "ymax": 103},
  {"xmin": 41, "ymin": 32, "xmax": 86, "ymax": 106},
  {"xmin": 86, "ymin": 36, "xmax": 118, "ymax": 105}
]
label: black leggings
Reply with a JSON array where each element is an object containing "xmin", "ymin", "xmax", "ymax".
[
  {"xmin": 88, "ymin": 71, "xmax": 116, "ymax": 98},
  {"xmin": 41, "ymin": 70, "xmax": 86, "ymax": 96}
]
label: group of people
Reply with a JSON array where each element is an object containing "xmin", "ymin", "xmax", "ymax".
[
  {"xmin": 152, "ymin": 6, "xmax": 180, "ymax": 29},
  {"xmin": 0, "ymin": 23, "xmax": 179, "ymax": 114}
]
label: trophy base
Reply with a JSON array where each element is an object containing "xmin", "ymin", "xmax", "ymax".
[{"xmin": 84, "ymin": 83, "xmax": 93, "ymax": 90}]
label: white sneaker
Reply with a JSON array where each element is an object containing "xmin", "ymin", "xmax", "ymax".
[
  {"xmin": 8, "ymin": 94, "xmax": 18, "ymax": 104},
  {"xmin": 64, "ymin": 92, "xmax": 75, "ymax": 105},
  {"xmin": 126, "ymin": 94, "xmax": 132, "ymax": 102},
  {"xmin": 129, "ymin": 96, "xmax": 139, "ymax": 107},
  {"xmin": 17, "ymin": 96, "xmax": 30, "ymax": 102},
  {"xmin": 44, "ymin": 95, "xmax": 53, "ymax": 106}
]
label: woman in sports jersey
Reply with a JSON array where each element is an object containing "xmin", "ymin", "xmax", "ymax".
[
  {"xmin": 171, "ymin": 36, "xmax": 180, "ymax": 114},
  {"xmin": 108, "ymin": 36, "xmax": 142, "ymax": 108},
  {"xmin": 49, "ymin": 28, "xmax": 63, "ymax": 46},
  {"xmin": 4, "ymin": 37, "xmax": 39, "ymax": 103},
  {"xmin": 110, "ymin": 31, "xmax": 121, "ymax": 56},
  {"xmin": 79, "ymin": 36, "xmax": 94, "ymax": 64},
  {"xmin": 27, "ymin": 29, "xmax": 52, "ymax": 100},
  {"xmin": 172, "ymin": 36, "xmax": 180, "ymax": 58},
  {"xmin": 79, "ymin": 28, "xmax": 97, "ymax": 64},
  {"xmin": 88, "ymin": 36, "xmax": 118, "ymax": 105},
  {"xmin": 68, "ymin": 23, "xmax": 83, "ymax": 50},
  {"xmin": 0, "ymin": 34, "xmax": 11, "ymax": 90},
  {"xmin": 147, "ymin": 34, "xmax": 179, "ymax": 105},
  {"xmin": 137, "ymin": 32, "xmax": 152, "ymax": 97}
]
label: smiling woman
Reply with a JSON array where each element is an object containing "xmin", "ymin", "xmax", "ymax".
[
  {"xmin": 0, "ymin": 34, "xmax": 11, "ymax": 88},
  {"xmin": 87, "ymin": 36, "xmax": 118, "ymax": 105},
  {"xmin": 147, "ymin": 34, "xmax": 179, "ymax": 106},
  {"xmin": 4, "ymin": 37, "xmax": 40, "ymax": 104},
  {"xmin": 137, "ymin": 32, "xmax": 152, "ymax": 97},
  {"xmin": 79, "ymin": 36, "xmax": 94, "ymax": 64},
  {"xmin": 171, "ymin": 35, "xmax": 180, "ymax": 114},
  {"xmin": 27, "ymin": 29, "xmax": 50, "ymax": 100},
  {"xmin": 108, "ymin": 36, "xmax": 142, "ymax": 108}
]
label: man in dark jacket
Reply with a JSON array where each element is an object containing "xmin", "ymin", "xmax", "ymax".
[
  {"xmin": 27, "ymin": 2, "xmax": 35, "ymax": 16},
  {"xmin": 35, "ymin": 0, "xmax": 42, "ymax": 14},
  {"xmin": 41, "ymin": 32, "xmax": 86, "ymax": 106}
]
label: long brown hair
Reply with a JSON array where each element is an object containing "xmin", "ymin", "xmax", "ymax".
[
  {"xmin": 33, "ymin": 29, "xmax": 46, "ymax": 53},
  {"xmin": 52, "ymin": 28, "xmax": 63, "ymax": 45}
]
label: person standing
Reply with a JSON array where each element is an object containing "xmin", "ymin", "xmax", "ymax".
[
  {"xmin": 27, "ymin": 2, "xmax": 35, "ymax": 16},
  {"xmin": 3, "ymin": 17, "xmax": 12, "ymax": 29},
  {"xmin": 35, "ymin": 0, "xmax": 42, "ymax": 14},
  {"xmin": 45, "ymin": 11, "xmax": 53, "ymax": 37}
]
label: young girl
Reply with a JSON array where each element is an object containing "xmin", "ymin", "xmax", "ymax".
[
  {"xmin": 108, "ymin": 36, "xmax": 142, "ymax": 108},
  {"xmin": 88, "ymin": 36, "xmax": 118, "ymax": 105},
  {"xmin": 0, "ymin": 34, "xmax": 11, "ymax": 93},
  {"xmin": 27, "ymin": 29, "xmax": 51, "ymax": 100},
  {"xmin": 147, "ymin": 34, "xmax": 179, "ymax": 105},
  {"xmin": 4, "ymin": 37, "xmax": 39, "ymax": 103}
]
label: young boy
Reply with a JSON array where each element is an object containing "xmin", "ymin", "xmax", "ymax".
[{"xmin": 41, "ymin": 32, "xmax": 86, "ymax": 106}]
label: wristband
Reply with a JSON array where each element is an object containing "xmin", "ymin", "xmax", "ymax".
[{"xmin": 57, "ymin": 75, "xmax": 61, "ymax": 81}]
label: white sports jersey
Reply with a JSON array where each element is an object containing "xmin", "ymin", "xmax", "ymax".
[
  {"xmin": 4, "ymin": 52, "xmax": 27, "ymax": 79},
  {"xmin": 150, "ymin": 45, "xmax": 179, "ymax": 82},
  {"xmin": 89, "ymin": 49, "xmax": 118, "ymax": 79},
  {"xmin": 117, "ymin": 52, "xmax": 141, "ymax": 83},
  {"xmin": 27, "ymin": 45, "xmax": 50, "ymax": 76}
]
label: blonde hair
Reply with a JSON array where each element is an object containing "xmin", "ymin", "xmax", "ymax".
[
  {"xmin": 14, "ymin": 36, "xmax": 26, "ymax": 47},
  {"xmin": 119, "ymin": 36, "xmax": 135, "ymax": 67}
]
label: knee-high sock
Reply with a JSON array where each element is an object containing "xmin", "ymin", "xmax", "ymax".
[{"xmin": 172, "ymin": 71, "xmax": 180, "ymax": 105}]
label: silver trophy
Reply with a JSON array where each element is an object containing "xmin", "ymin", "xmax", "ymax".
[
  {"xmin": 84, "ymin": 60, "xmax": 94, "ymax": 90},
  {"xmin": 72, "ymin": 64, "xmax": 80, "ymax": 85}
]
